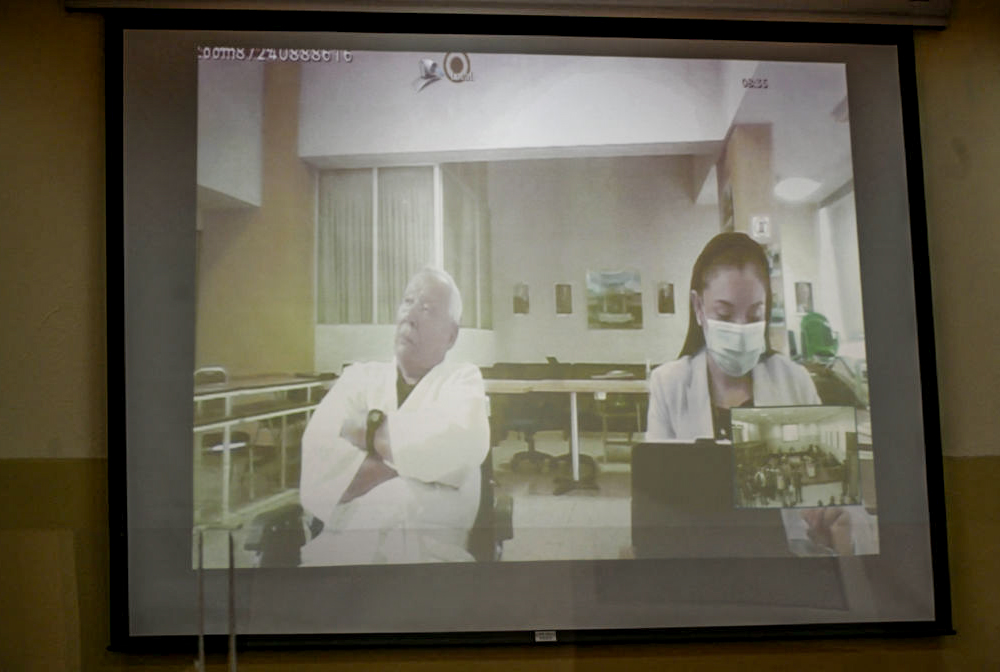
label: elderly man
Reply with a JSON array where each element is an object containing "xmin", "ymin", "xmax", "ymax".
[{"xmin": 299, "ymin": 267, "xmax": 490, "ymax": 565}]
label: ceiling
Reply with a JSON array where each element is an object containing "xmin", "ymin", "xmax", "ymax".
[{"xmin": 732, "ymin": 60, "xmax": 854, "ymax": 206}]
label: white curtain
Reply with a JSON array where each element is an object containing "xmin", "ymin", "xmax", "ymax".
[
  {"xmin": 317, "ymin": 169, "xmax": 373, "ymax": 324},
  {"xmin": 478, "ymin": 202, "xmax": 492, "ymax": 329},
  {"xmin": 443, "ymin": 164, "xmax": 492, "ymax": 329},
  {"xmin": 818, "ymin": 190, "xmax": 864, "ymax": 342},
  {"xmin": 317, "ymin": 165, "xmax": 489, "ymax": 327},
  {"xmin": 377, "ymin": 167, "xmax": 435, "ymax": 324}
]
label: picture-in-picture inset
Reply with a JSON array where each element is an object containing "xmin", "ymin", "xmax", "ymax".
[{"xmin": 731, "ymin": 405, "xmax": 865, "ymax": 510}]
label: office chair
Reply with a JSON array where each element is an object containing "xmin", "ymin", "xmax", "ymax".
[
  {"xmin": 507, "ymin": 397, "xmax": 554, "ymax": 473},
  {"xmin": 595, "ymin": 394, "xmax": 644, "ymax": 462},
  {"xmin": 507, "ymin": 391, "xmax": 582, "ymax": 474},
  {"xmin": 466, "ymin": 454, "xmax": 514, "ymax": 562},
  {"xmin": 194, "ymin": 366, "xmax": 230, "ymax": 418}
]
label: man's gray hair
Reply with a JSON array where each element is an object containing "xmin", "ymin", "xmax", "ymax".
[{"xmin": 416, "ymin": 266, "xmax": 463, "ymax": 326}]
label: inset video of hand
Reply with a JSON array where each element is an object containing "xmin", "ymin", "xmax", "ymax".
[{"xmin": 801, "ymin": 507, "xmax": 853, "ymax": 555}]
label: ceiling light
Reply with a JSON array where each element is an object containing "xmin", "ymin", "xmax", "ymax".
[{"xmin": 774, "ymin": 177, "xmax": 821, "ymax": 202}]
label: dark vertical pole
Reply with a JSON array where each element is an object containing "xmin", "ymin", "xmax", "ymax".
[
  {"xmin": 196, "ymin": 529, "xmax": 205, "ymax": 671},
  {"xmin": 228, "ymin": 531, "xmax": 237, "ymax": 672}
]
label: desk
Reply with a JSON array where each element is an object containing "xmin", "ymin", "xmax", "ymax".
[
  {"xmin": 194, "ymin": 375, "xmax": 331, "ymax": 521},
  {"xmin": 483, "ymin": 379, "xmax": 648, "ymax": 489}
]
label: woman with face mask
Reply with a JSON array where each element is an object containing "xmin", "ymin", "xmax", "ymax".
[
  {"xmin": 647, "ymin": 232, "xmax": 820, "ymax": 441},
  {"xmin": 644, "ymin": 233, "xmax": 879, "ymax": 556}
]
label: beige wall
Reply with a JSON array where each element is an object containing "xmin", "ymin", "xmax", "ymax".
[
  {"xmin": 488, "ymin": 155, "xmax": 718, "ymax": 365},
  {"xmin": 0, "ymin": 1, "xmax": 105, "ymax": 459},
  {"xmin": 196, "ymin": 62, "xmax": 316, "ymax": 376},
  {"xmin": 1, "ymin": 0, "xmax": 999, "ymax": 669},
  {"xmin": 915, "ymin": 0, "xmax": 1000, "ymax": 458},
  {"xmin": 198, "ymin": 59, "xmax": 264, "ymax": 207}
]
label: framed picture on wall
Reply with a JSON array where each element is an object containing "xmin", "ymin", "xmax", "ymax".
[
  {"xmin": 555, "ymin": 283, "xmax": 572, "ymax": 315},
  {"xmin": 513, "ymin": 282, "xmax": 529, "ymax": 315},
  {"xmin": 586, "ymin": 270, "xmax": 643, "ymax": 329},
  {"xmin": 795, "ymin": 281, "xmax": 814, "ymax": 313},
  {"xmin": 657, "ymin": 282, "xmax": 675, "ymax": 315},
  {"xmin": 751, "ymin": 215, "xmax": 771, "ymax": 241}
]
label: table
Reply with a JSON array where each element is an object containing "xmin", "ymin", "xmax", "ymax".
[
  {"xmin": 483, "ymin": 378, "xmax": 649, "ymax": 490},
  {"xmin": 194, "ymin": 375, "xmax": 331, "ymax": 521}
]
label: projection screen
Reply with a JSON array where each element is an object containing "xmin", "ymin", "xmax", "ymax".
[{"xmin": 113, "ymin": 11, "xmax": 950, "ymax": 646}]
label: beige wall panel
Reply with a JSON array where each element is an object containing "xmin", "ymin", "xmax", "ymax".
[
  {"xmin": 0, "ymin": 530, "xmax": 81, "ymax": 672},
  {"xmin": 914, "ymin": 0, "xmax": 1000, "ymax": 456},
  {"xmin": 196, "ymin": 63, "xmax": 316, "ymax": 376},
  {"xmin": 0, "ymin": 1, "xmax": 106, "ymax": 458}
]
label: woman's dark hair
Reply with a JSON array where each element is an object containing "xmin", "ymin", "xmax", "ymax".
[{"xmin": 678, "ymin": 231, "xmax": 773, "ymax": 358}]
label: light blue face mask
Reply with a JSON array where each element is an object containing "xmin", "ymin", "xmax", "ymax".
[{"xmin": 704, "ymin": 318, "xmax": 767, "ymax": 377}]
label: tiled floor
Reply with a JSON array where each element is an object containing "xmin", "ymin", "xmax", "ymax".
[{"xmin": 491, "ymin": 430, "xmax": 635, "ymax": 562}]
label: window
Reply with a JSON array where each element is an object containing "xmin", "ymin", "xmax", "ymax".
[
  {"xmin": 782, "ymin": 424, "xmax": 799, "ymax": 442},
  {"xmin": 442, "ymin": 164, "xmax": 491, "ymax": 329},
  {"xmin": 317, "ymin": 164, "xmax": 491, "ymax": 328}
]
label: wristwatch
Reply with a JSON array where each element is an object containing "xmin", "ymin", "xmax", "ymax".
[{"xmin": 366, "ymin": 409, "xmax": 386, "ymax": 453}]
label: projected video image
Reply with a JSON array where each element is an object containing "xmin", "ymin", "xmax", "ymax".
[
  {"xmin": 731, "ymin": 406, "xmax": 865, "ymax": 509},
  {"xmin": 193, "ymin": 47, "xmax": 876, "ymax": 568}
]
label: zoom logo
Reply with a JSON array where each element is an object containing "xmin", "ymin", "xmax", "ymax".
[
  {"xmin": 413, "ymin": 53, "xmax": 473, "ymax": 91},
  {"xmin": 443, "ymin": 53, "xmax": 473, "ymax": 82}
]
